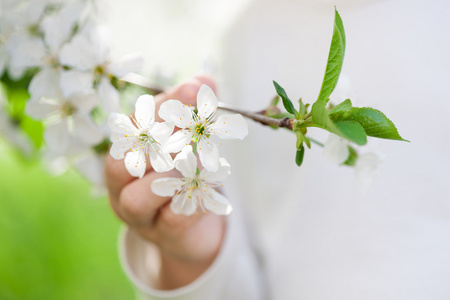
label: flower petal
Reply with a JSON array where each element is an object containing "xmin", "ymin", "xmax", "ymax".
[
  {"xmin": 158, "ymin": 99, "xmax": 193, "ymax": 129},
  {"xmin": 209, "ymin": 114, "xmax": 248, "ymax": 140},
  {"xmin": 203, "ymin": 189, "xmax": 233, "ymax": 215},
  {"xmin": 73, "ymin": 151, "xmax": 106, "ymax": 187},
  {"xmin": 163, "ymin": 130, "xmax": 192, "ymax": 153},
  {"xmin": 69, "ymin": 90, "xmax": 100, "ymax": 114},
  {"xmin": 200, "ymin": 158, "xmax": 230, "ymax": 182},
  {"xmin": 98, "ymin": 77, "xmax": 120, "ymax": 113},
  {"xmin": 110, "ymin": 138, "xmax": 135, "ymax": 160},
  {"xmin": 44, "ymin": 121, "xmax": 70, "ymax": 153},
  {"xmin": 28, "ymin": 68, "xmax": 62, "ymax": 102},
  {"xmin": 59, "ymin": 33, "xmax": 97, "ymax": 70},
  {"xmin": 355, "ymin": 152, "xmax": 384, "ymax": 195},
  {"xmin": 134, "ymin": 94, "xmax": 155, "ymax": 128},
  {"xmin": 125, "ymin": 148, "xmax": 146, "ymax": 178},
  {"xmin": 108, "ymin": 113, "xmax": 137, "ymax": 140},
  {"xmin": 7, "ymin": 36, "xmax": 46, "ymax": 71},
  {"xmin": 25, "ymin": 99, "xmax": 57, "ymax": 120},
  {"xmin": 108, "ymin": 52, "xmax": 144, "ymax": 77},
  {"xmin": 41, "ymin": 1, "xmax": 84, "ymax": 54},
  {"xmin": 323, "ymin": 133, "xmax": 349, "ymax": 164},
  {"xmin": 72, "ymin": 114, "xmax": 104, "ymax": 146},
  {"xmin": 151, "ymin": 177, "xmax": 183, "ymax": 197},
  {"xmin": 60, "ymin": 70, "xmax": 94, "ymax": 98},
  {"xmin": 149, "ymin": 145, "xmax": 174, "ymax": 173},
  {"xmin": 149, "ymin": 122, "xmax": 174, "ymax": 145},
  {"xmin": 170, "ymin": 192, "xmax": 197, "ymax": 216},
  {"xmin": 198, "ymin": 139, "xmax": 219, "ymax": 172},
  {"xmin": 196, "ymin": 84, "xmax": 217, "ymax": 119},
  {"xmin": 174, "ymin": 145, "xmax": 197, "ymax": 177}
]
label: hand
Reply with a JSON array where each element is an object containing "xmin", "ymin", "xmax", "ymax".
[{"xmin": 105, "ymin": 76, "xmax": 226, "ymax": 290}]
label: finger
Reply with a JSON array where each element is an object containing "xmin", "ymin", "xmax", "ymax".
[
  {"xmin": 135, "ymin": 202, "xmax": 206, "ymax": 247},
  {"xmin": 105, "ymin": 154, "xmax": 134, "ymax": 201},
  {"xmin": 118, "ymin": 169, "xmax": 178, "ymax": 226},
  {"xmin": 153, "ymin": 202, "xmax": 205, "ymax": 236}
]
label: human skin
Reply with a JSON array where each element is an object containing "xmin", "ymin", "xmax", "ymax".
[{"xmin": 105, "ymin": 75, "xmax": 226, "ymax": 290}]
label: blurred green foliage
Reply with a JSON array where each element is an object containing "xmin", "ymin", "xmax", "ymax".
[{"xmin": 0, "ymin": 140, "xmax": 134, "ymax": 300}]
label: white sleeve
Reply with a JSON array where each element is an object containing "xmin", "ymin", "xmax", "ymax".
[{"xmin": 119, "ymin": 206, "xmax": 268, "ymax": 300}]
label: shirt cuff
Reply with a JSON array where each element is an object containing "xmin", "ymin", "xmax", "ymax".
[{"xmin": 119, "ymin": 206, "xmax": 265, "ymax": 300}]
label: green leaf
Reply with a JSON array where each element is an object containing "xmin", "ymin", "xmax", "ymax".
[
  {"xmin": 329, "ymin": 99, "xmax": 352, "ymax": 115},
  {"xmin": 317, "ymin": 8, "xmax": 346, "ymax": 103},
  {"xmin": 334, "ymin": 121, "xmax": 367, "ymax": 145},
  {"xmin": 311, "ymin": 98, "xmax": 339, "ymax": 135},
  {"xmin": 310, "ymin": 101, "xmax": 367, "ymax": 145},
  {"xmin": 295, "ymin": 130, "xmax": 311, "ymax": 149},
  {"xmin": 298, "ymin": 98, "xmax": 307, "ymax": 118},
  {"xmin": 330, "ymin": 107, "xmax": 408, "ymax": 141},
  {"xmin": 273, "ymin": 80, "xmax": 297, "ymax": 116},
  {"xmin": 295, "ymin": 147, "xmax": 305, "ymax": 166}
]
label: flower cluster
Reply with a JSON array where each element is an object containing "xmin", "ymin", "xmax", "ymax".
[
  {"xmin": 108, "ymin": 85, "xmax": 248, "ymax": 215},
  {"xmin": 0, "ymin": 0, "xmax": 142, "ymax": 189}
]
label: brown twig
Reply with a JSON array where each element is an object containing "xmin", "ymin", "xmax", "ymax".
[
  {"xmin": 217, "ymin": 102, "xmax": 293, "ymax": 130},
  {"xmin": 120, "ymin": 73, "xmax": 294, "ymax": 130}
]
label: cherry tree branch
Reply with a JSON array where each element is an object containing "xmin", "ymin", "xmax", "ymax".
[{"xmin": 119, "ymin": 73, "xmax": 294, "ymax": 130}]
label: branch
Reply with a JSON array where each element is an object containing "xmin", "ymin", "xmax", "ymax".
[
  {"xmin": 217, "ymin": 102, "xmax": 293, "ymax": 130},
  {"xmin": 120, "ymin": 73, "xmax": 294, "ymax": 130}
]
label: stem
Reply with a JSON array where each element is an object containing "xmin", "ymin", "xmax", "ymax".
[
  {"xmin": 192, "ymin": 142, "xmax": 200, "ymax": 175},
  {"xmin": 217, "ymin": 102, "xmax": 293, "ymax": 130},
  {"xmin": 119, "ymin": 73, "xmax": 166, "ymax": 95},
  {"xmin": 192, "ymin": 141, "xmax": 197, "ymax": 155},
  {"xmin": 120, "ymin": 73, "xmax": 294, "ymax": 130},
  {"xmin": 307, "ymin": 137, "xmax": 324, "ymax": 147}
]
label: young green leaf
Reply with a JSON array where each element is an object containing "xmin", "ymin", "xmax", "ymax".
[
  {"xmin": 295, "ymin": 146, "xmax": 305, "ymax": 166},
  {"xmin": 311, "ymin": 98, "xmax": 338, "ymax": 132},
  {"xmin": 316, "ymin": 8, "xmax": 346, "ymax": 103},
  {"xmin": 273, "ymin": 80, "xmax": 297, "ymax": 116},
  {"xmin": 296, "ymin": 130, "xmax": 311, "ymax": 149},
  {"xmin": 330, "ymin": 107, "xmax": 408, "ymax": 141},
  {"xmin": 329, "ymin": 99, "xmax": 352, "ymax": 115},
  {"xmin": 334, "ymin": 121, "xmax": 367, "ymax": 145}
]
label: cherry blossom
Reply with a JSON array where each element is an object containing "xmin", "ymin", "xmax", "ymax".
[
  {"xmin": 322, "ymin": 133, "xmax": 349, "ymax": 164},
  {"xmin": 108, "ymin": 95, "xmax": 174, "ymax": 177},
  {"xmin": 151, "ymin": 145, "xmax": 232, "ymax": 216},
  {"xmin": 60, "ymin": 24, "xmax": 143, "ymax": 113},
  {"xmin": 159, "ymin": 84, "xmax": 248, "ymax": 172},
  {"xmin": 26, "ymin": 89, "xmax": 103, "ymax": 154}
]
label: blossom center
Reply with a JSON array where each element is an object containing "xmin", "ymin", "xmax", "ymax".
[
  {"xmin": 61, "ymin": 102, "xmax": 77, "ymax": 117},
  {"xmin": 138, "ymin": 131, "xmax": 156, "ymax": 146},
  {"xmin": 191, "ymin": 121, "xmax": 210, "ymax": 142},
  {"xmin": 183, "ymin": 177, "xmax": 203, "ymax": 199}
]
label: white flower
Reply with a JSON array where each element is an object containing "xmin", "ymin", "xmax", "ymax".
[
  {"xmin": 73, "ymin": 150, "xmax": 107, "ymax": 195},
  {"xmin": 60, "ymin": 25, "xmax": 143, "ymax": 113},
  {"xmin": 26, "ymin": 89, "xmax": 104, "ymax": 154},
  {"xmin": 355, "ymin": 152, "xmax": 384, "ymax": 195},
  {"xmin": 6, "ymin": 1, "xmax": 83, "ymax": 77},
  {"xmin": 322, "ymin": 133, "xmax": 349, "ymax": 164},
  {"xmin": 108, "ymin": 95, "xmax": 174, "ymax": 177},
  {"xmin": 323, "ymin": 133, "xmax": 384, "ymax": 194},
  {"xmin": 151, "ymin": 145, "xmax": 232, "ymax": 216},
  {"xmin": 159, "ymin": 84, "xmax": 248, "ymax": 172}
]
